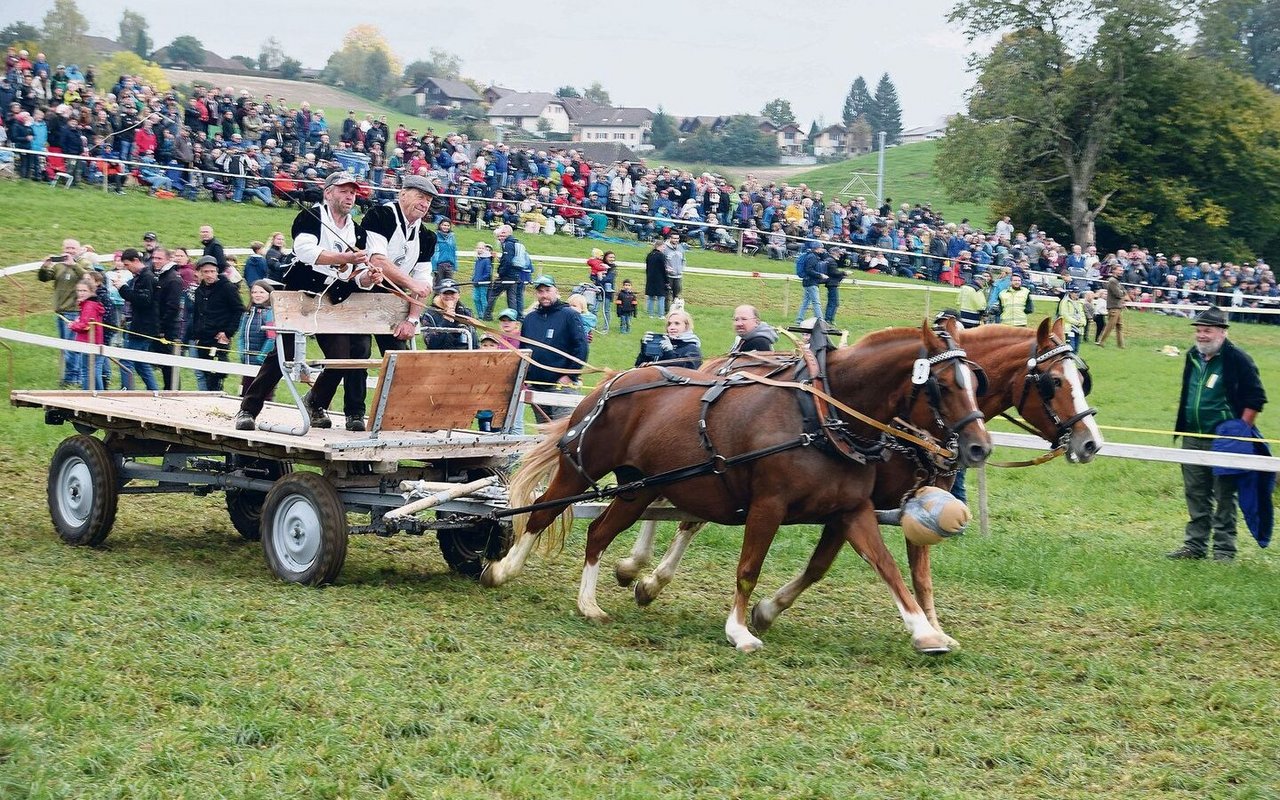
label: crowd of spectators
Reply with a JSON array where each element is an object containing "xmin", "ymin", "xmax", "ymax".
[{"xmin": 3, "ymin": 55, "xmax": 1275, "ymax": 325}]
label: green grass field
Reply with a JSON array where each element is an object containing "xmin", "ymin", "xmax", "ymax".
[{"xmin": 1, "ymin": 180, "xmax": 1278, "ymax": 799}]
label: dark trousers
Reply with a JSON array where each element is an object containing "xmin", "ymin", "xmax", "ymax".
[
  {"xmin": 1181, "ymin": 436, "xmax": 1239, "ymax": 557},
  {"xmin": 240, "ymin": 333, "xmax": 364, "ymax": 418},
  {"xmin": 154, "ymin": 339, "xmax": 179, "ymax": 390},
  {"xmin": 195, "ymin": 340, "xmax": 230, "ymax": 392}
]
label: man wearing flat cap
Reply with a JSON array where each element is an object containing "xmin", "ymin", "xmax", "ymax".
[
  {"xmin": 1169, "ymin": 306, "xmax": 1267, "ymax": 561},
  {"xmin": 236, "ymin": 171, "xmax": 382, "ymax": 432},
  {"xmin": 361, "ymin": 174, "xmax": 439, "ymax": 353}
]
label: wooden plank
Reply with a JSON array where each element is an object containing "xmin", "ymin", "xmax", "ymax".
[
  {"xmin": 311, "ymin": 359, "xmax": 385, "ymax": 369},
  {"xmin": 270, "ymin": 291, "xmax": 409, "ymax": 336},
  {"xmin": 369, "ymin": 351, "xmax": 523, "ymax": 433}
]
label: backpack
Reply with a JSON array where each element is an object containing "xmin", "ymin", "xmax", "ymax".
[
  {"xmin": 95, "ymin": 283, "xmax": 121, "ymax": 330},
  {"xmin": 795, "ymin": 250, "xmax": 809, "ymax": 278},
  {"xmin": 512, "ymin": 240, "xmax": 533, "ymax": 282}
]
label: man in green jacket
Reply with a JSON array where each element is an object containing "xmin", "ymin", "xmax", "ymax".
[
  {"xmin": 38, "ymin": 238, "xmax": 92, "ymax": 388},
  {"xmin": 1168, "ymin": 306, "xmax": 1267, "ymax": 562},
  {"xmin": 997, "ymin": 273, "xmax": 1035, "ymax": 327}
]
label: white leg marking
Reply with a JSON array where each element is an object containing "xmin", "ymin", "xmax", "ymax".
[
  {"xmin": 635, "ymin": 522, "xmax": 699, "ymax": 605},
  {"xmin": 615, "ymin": 519, "xmax": 659, "ymax": 585},
  {"xmin": 725, "ymin": 605, "xmax": 763, "ymax": 652},
  {"xmin": 577, "ymin": 559, "xmax": 609, "ymax": 622},
  {"xmin": 482, "ymin": 531, "xmax": 537, "ymax": 587}
]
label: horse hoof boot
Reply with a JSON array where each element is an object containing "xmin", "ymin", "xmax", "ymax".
[
  {"xmin": 614, "ymin": 559, "xmax": 640, "ymax": 587},
  {"xmin": 750, "ymin": 600, "xmax": 780, "ymax": 634}
]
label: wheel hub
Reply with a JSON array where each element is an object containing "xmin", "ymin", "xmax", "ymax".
[{"xmin": 58, "ymin": 457, "xmax": 93, "ymax": 525}]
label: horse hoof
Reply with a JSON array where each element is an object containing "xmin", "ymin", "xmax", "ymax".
[
  {"xmin": 734, "ymin": 637, "xmax": 765, "ymax": 653},
  {"xmin": 614, "ymin": 559, "xmax": 639, "ymax": 587},
  {"xmin": 479, "ymin": 563, "xmax": 502, "ymax": 588},
  {"xmin": 912, "ymin": 634, "xmax": 952, "ymax": 655},
  {"xmin": 634, "ymin": 579, "xmax": 659, "ymax": 607},
  {"xmin": 579, "ymin": 607, "xmax": 612, "ymax": 625},
  {"xmin": 750, "ymin": 601, "xmax": 778, "ymax": 634}
]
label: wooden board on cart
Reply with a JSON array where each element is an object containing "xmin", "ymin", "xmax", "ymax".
[
  {"xmin": 272, "ymin": 290, "xmax": 409, "ymax": 336},
  {"xmin": 368, "ymin": 350, "xmax": 525, "ymax": 433},
  {"xmin": 9, "ymin": 391, "xmax": 533, "ymax": 466}
]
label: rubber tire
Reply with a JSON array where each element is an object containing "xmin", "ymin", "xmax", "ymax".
[
  {"xmin": 48, "ymin": 434, "xmax": 119, "ymax": 546},
  {"xmin": 225, "ymin": 457, "xmax": 292, "ymax": 541},
  {"xmin": 260, "ymin": 472, "xmax": 348, "ymax": 585},
  {"xmin": 437, "ymin": 517, "xmax": 513, "ymax": 579}
]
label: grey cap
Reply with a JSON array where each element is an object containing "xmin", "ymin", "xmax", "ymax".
[
  {"xmin": 196, "ymin": 255, "xmax": 219, "ymax": 268},
  {"xmin": 402, "ymin": 175, "xmax": 439, "ymax": 196},
  {"xmin": 436, "ymin": 278, "xmax": 460, "ymax": 294},
  {"xmin": 323, "ymin": 171, "xmax": 359, "ymax": 189}
]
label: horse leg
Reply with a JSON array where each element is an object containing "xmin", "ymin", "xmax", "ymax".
[
  {"xmin": 750, "ymin": 522, "xmax": 845, "ymax": 634},
  {"xmin": 634, "ymin": 521, "xmax": 706, "ymax": 606},
  {"xmin": 843, "ymin": 505, "xmax": 952, "ymax": 654},
  {"xmin": 614, "ymin": 519, "xmax": 659, "ymax": 586},
  {"xmin": 578, "ymin": 490, "xmax": 661, "ymax": 623},
  {"xmin": 482, "ymin": 468, "xmax": 588, "ymax": 588},
  {"xmin": 907, "ymin": 542, "xmax": 959, "ymax": 649},
  {"xmin": 725, "ymin": 504, "xmax": 786, "ymax": 652}
]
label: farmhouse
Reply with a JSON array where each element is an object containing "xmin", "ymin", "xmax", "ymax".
[{"xmin": 486, "ymin": 92, "xmax": 570, "ymax": 134}]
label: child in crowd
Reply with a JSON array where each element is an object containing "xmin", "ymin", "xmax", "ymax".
[
  {"xmin": 244, "ymin": 241, "xmax": 268, "ymax": 285},
  {"xmin": 68, "ymin": 279, "xmax": 106, "ymax": 390},
  {"xmin": 615, "ymin": 279, "xmax": 637, "ymax": 334},
  {"xmin": 472, "ymin": 243, "xmax": 493, "ymax": 320},
  {"xmin": 238, "ymin": 280, "xmax": 276, "ymax": 393},
  {"xmin": 567, "ymin": 293, "xmax": 597, "ymax": 343}
]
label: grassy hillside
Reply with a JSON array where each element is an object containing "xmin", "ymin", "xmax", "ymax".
[{"xmin": 789, "ymin": 140, "xmax": 994, "ymax": 225}]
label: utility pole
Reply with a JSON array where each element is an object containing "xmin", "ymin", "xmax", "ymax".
[{"xmin": 875, "ymin": 130, "xmax": 886, "ymax": 206}]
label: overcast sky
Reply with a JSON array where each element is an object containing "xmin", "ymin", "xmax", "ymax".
[{"xmin": 8, "ymin": 0, "xmax": 981, "ymax": 127}]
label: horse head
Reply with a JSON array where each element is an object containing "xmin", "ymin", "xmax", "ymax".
[
  {"xmin": 920, "ymin": 319, "xmax": 993, "ymax": 467},
  {"xmin": 1015, "ymin": 318, "xmax": 1103, "ymax": 463}
]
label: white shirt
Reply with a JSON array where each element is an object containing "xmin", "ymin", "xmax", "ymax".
[{"xmin": 292, "ymin": 202, "xmax": 365, "ymax": 283}]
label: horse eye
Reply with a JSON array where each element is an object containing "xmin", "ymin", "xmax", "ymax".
[{"xmin": 1053, "ymin": 377, "xmax": 1064, "ymax": 388}]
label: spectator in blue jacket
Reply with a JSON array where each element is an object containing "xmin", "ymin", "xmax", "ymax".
[
  {"xmin": 520, "ymin": 275, "xmax": 588, "ymax": 422},
  {"xmin": 795, "ymin": 242, "xmax": 828, "ymax": 324}
]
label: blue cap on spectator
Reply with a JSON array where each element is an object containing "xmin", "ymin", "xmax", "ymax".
[{"xmin": 531, "ymin": 275, "xmax": 556, "ymax": 288}]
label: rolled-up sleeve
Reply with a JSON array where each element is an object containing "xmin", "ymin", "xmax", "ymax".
[{"xmin": 292, "ymin": 232, "xmax": 322, "ymax": 267}]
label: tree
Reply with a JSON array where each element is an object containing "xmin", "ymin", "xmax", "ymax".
[
  {"xmin": 230, "ymin": 55, "xmax": 257, "ymax": 70},
  {"xmin": 279, "ymin": 57, "xmax": 302, "ymax": 80},
  {"xmin": 118, "ymin": 10, "xmax": 150, "ymax": 58},
  {"xmin": 258, "ymin": 36, "xmax": 285, "ymax": 71},
  {"xmin": 761, "ymin": 98, "xmax": 796, "ymax": 126},
  {"xmin": 555, "ymin": 85, "xmax": 581, "ymax": 98},
  {"xmin": 41, "ymin": 0, "xmax": 91, "ymax": 67},
  {"xmin": 321, "ymin": 25, "xmax": 402, "ymax": 100},
  {"xmin": 401, "ymin": 48, "xmax": 463, "ymax": 86},
  {"xmin": 651, "ymin": 106, "xmax": 678, "ymax": 150},
  {"xmin": 665, "ymin": 115, "xmax": 777, "ymax": 165},
  {"xmin": 95, "ymin": 51, "xmax": 169, "ymax": 94},
  {"xmin": 1198, "ymin": 0, "xmax": 1280, "ymax": 91},
  {"xmin": 842, "ymin": 76, "xmax": 872, "ymax": 125},
  {"xmin": 872, "ymin": 73, "xmax": 903, "ymax": 144},
  {"xmin": 0, "ymin": 21, "xmax": 41, "ymax": 45},
  {"xmin": 939, "ymin": 0, "xmax": 1187, "ymax": 246},
  {"xmin": 165, "ymin": 35, "xmax": 205, "ymax": 67},
  {"xmin": 583, "ymin": 81, "xmax": 611, "ymax": 105},
  {"xmin": 846, "ymin": 116, "xmax": 872, "ymax": 153}
]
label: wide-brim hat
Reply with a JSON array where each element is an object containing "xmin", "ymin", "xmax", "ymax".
[{"xmin": 1190, "ymin": 306, "xmax": 1229, "ymax": 328}]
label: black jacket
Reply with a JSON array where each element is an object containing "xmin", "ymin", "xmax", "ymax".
[
  {"xmin": 190, "ymin": 278, "xmax": 245, "ymax": 345},
  {"xmin": 1175, "ymin": 338, "xmax": 1267, "ymax": 434},
  {"xmin": 644, "ymin": 249, "xmax": 668, "ymax": 297},
  {"xmin": 118, "ymin": 267, "xmax": 160, "ymax": 336},
  {"xmin": 155, "ymin": 266, "xmax": 186, "ymax": 341}
]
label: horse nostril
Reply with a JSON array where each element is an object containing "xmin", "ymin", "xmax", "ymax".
[
  {"xmin": 1081, "ymin": 439, "xmax": 1098, "ymax": 455},
  {"xmin": 966, "ymin": 442, "xmax": 989, "ymax": 463}
]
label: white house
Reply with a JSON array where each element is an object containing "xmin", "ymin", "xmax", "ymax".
[
  {"xmin": 899, "ymin": 123, "xmax": 948, "ymax": 144},
  {"xmin": 486, "ymin": 92, "xmax": 570, "ymax": 134},
  {"xmin": 569, "ymin": 106, "xmax": 654, "ymax": 147}
]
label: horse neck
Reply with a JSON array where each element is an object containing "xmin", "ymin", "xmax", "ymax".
[
  {"xmin": 963, "ymin": 327, "xmax": 1035, "ymax": 418},
  {"xmin": 825, "ymin": 336, "xmax": 918, "ymax": 423}
]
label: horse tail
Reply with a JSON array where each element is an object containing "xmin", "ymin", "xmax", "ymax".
[{"xmin": 507, "ymin": 415, "xmax": 576, "ymax": 551}]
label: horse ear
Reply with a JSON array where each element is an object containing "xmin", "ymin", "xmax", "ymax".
[
  {"xmin": 1036, "ymin": 317, "xmax": 1053, "ymax": 347},
  {"xmin": 1050, "ymin": 316, "xmax": 1065, "ymax": 341},
  {"xmin": 922, "ymin": 319, "xmax": 944, "ymax": 350},
  {"xmin": 941, "ymin": 316, "xmax": 962, "ymax": 339}
]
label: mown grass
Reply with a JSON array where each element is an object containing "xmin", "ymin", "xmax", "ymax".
[{"xmin": 1, "ymin": 180, "xmax": 1278, "ymax": 799}]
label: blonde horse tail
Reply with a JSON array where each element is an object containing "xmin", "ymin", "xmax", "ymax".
[{"xmin": 507, "ymin": 415, "xmax": 575, "ymax": 547}]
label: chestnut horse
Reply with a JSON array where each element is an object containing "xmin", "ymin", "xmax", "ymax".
[
  {"xmin": 615, "ymin": 317, "xmax": 1102, "ymax": 650},
  {"xmin": 483, "ymin": 322, "xmax": 993, "ymax": 653}
]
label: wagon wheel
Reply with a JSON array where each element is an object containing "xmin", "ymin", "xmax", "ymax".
[
  {"xmin": 225, "ymin": 456, "xmax": 292, "ymax": 541},
  {"xmin": 437, "ymin": 516, "xmax": 513, "ymax": 579},
  {"xmin": 260, "ymin": 472, "xmax": 348, "ymax": 585},
  {"xmin": 47, "ymin": 434, "xmax": 120, "ymax": 547}
]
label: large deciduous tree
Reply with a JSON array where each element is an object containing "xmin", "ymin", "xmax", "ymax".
[
  {"xmin": 41, "ymin": 0, "xmax": 91, "ymax": 67},
  {"xmin": 761, "ymin": 98, "xmax": 796, "ymax": 126},
  {"xmin": 939, "ymin": 0, "xmax": 1187, "ymax": 247},
  {"xmin": 402, "ymin": 48, "xmax": 463, "ymax": 86},
  {"xmin": 118, "ymin": 10, "xmax": 150, "ymax": 58},
  {"xmin": 583, "ymin": 81, "xmax": 611, "ymax": 106},
  {"xmin": 322, "ymin": 25, "xmax": 402, "ymax": 100},
  {"xmin": 165, "ymin": 35, "xmax": 205, "ymax": 66}
]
